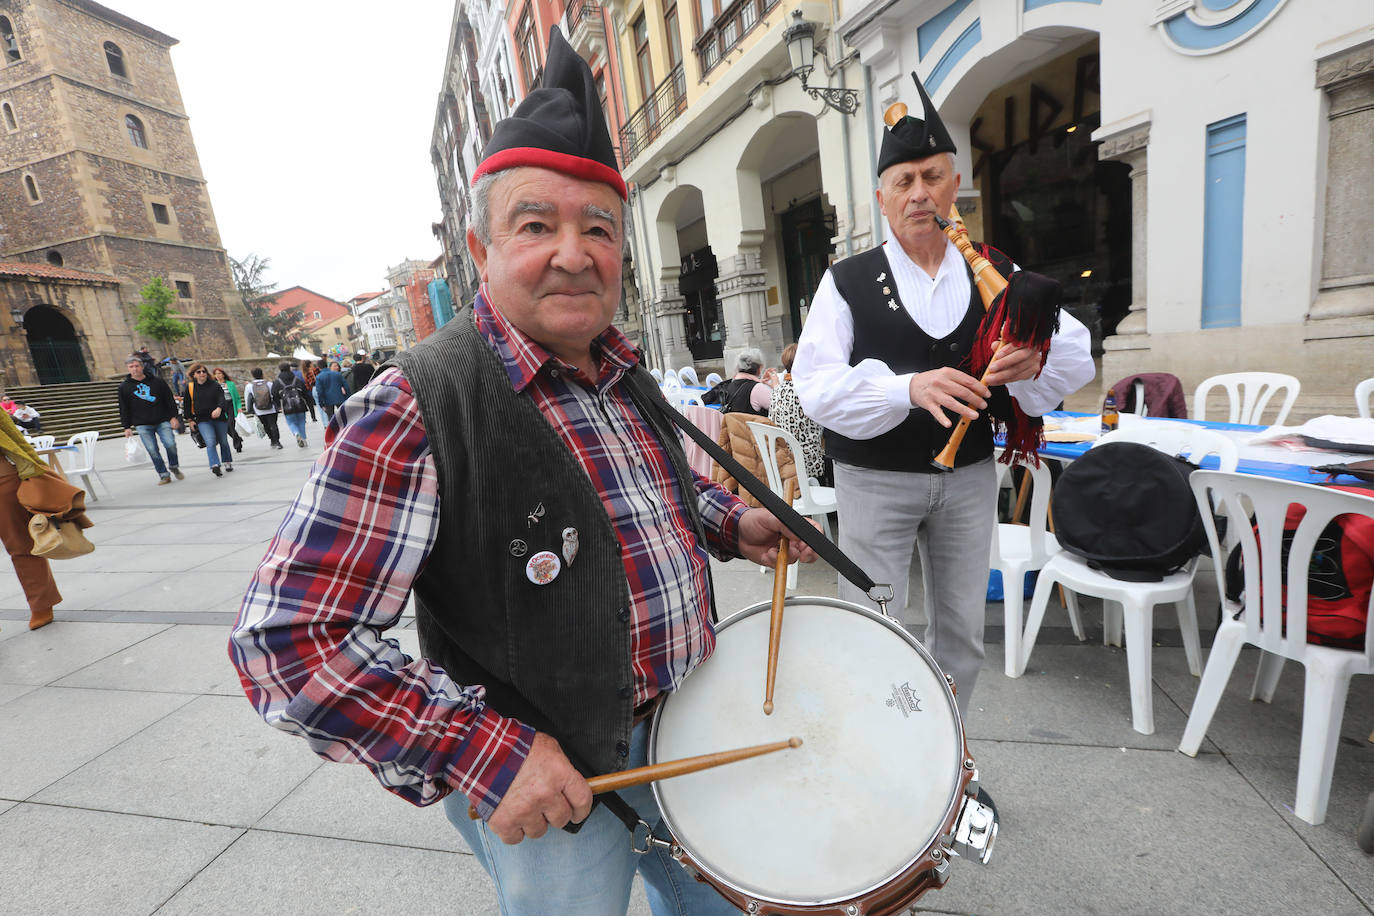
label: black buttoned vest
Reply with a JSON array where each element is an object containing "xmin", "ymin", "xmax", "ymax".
[{"xmin": 823, "ymin": 243, "xmax": 1014, "ymax": 473}]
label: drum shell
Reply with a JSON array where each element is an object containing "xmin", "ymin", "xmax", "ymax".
[{"xmin": 649, "ymin": 596, "xmax": 978, "ymax": 916}]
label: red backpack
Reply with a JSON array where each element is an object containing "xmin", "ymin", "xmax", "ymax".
[{"xmin": 1225, "ymin": 484, "xmax": 1374, "ymax": 648}]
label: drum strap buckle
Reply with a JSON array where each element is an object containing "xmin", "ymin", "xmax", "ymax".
[
  {"xmin": 632, "ymin": 819, "xmax": 674, "ymax": 855},
  {"xmin": 866, "ymin": 584, "xmax": 895, "ymax": 617}
]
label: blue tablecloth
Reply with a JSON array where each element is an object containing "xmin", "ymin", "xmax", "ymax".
[{"xmin": 1018, "ymin": 413, "xmax": 1371, "ymax": 488}]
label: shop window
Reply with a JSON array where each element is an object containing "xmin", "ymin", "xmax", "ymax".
[
  {"xmin": 104, "ymin": 41, "xmax": 127, "ymax": 78},
  {"xmin": 126, "ymin": 113, "xmax": 147, "ymax": 148}
]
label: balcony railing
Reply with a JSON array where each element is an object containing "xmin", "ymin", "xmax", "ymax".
[
  {"xmin": 695, "ymin": 0, "xmax": 779, "ymax": 76},
  {"xmin": 568, "ymin": 0, "xmax": 601, "ymax": 31},
  {"xmin": 619, "ymin": 64, "xmax": 687, "ymax": 164}
]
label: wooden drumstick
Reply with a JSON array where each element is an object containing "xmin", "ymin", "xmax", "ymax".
[
  {"xmin": 763, "ymin": 478, "xmax": 797, "ymax": 715},
  {"xmin": 467, "ymin": 737, "xmax": 803, "ymax": 819}
]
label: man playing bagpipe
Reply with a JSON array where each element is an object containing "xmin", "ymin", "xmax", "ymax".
[{"xmin": 793, "ymin": 70, "xmax": 1095, "ymax": 731}]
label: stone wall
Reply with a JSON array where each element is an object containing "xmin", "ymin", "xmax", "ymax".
[{"xmin": 0, "ymin": 274, "xmax": 125, "ymax": 387}]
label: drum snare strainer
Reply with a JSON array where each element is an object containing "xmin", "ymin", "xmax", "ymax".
[{"xmin": 648, "ymin": 597, "xmax": 997, "ymax": 916}]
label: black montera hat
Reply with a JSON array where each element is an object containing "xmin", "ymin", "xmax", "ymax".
[
  {"xmin": 877, "ymin": 70, "xmax": 957, "ymax": 176},
  {"xmin": 473, "ymin": 27, "xmax": 626, "ymax": 200}
]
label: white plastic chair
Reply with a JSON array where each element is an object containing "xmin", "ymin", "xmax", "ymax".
[
  {"xmin": 661, "ymin": 371, "xmax": 682, "ymax": 392},
  {"xmin": 679, "ymin": 392, "xmax": 705, "ymax": 407},
  {"xmin": 1178, "ymin": 472, "xmax": 1374, "ymax": 825},
  {"xmin": 30, "ymin": 434, "xmax": 55, "ymax": 450},
  {"xmin": 678, "ymin": 366, "xmax": 699, "ymax": 386},
  {"xmin": 991, "ymin": 454, "xmax": 1083, "ymax": 677},
  {"xmin": 1356, "ymin": 377, "xmax": 1374, "ymax": 419},
  {"xmin": 1015, "ymin": 424, "xmax": 1239, "ymax": 734},
  {"xmin": 746, "ymin": 421, "xmax": 838, "ymax": 589},
  {"xmin": 704, "ymin": 372, "xmax": 723, "ymax": 388},
  {"xmin": 63, "ymin": 431, "xmax": 109, "ymax": 500},
  {"xmin": 650, "ymin": 367, "xmax": 664, "ymax": 384},
  {"xmin": 1131, "ymin": 379, "xmax": 1147, "ymax": 417},
  {"xmin": 1193, "ymin": 372, "xmax": 1300, "ymax": 426}
]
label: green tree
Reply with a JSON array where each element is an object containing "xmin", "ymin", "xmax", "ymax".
[
  {"xmin": 134, "ymin": 277, "xmax": 193, "ymax": 356},
  {"xmin": 230, "ymin": 253, "xmax": 306, "ymax": 353}
]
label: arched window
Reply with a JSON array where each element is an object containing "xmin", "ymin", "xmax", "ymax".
[
  {"xmin": 125, "ymin": 113, "xmax": 147, "ymax": 148},
  {"xmin": 46, "ymin": 250, "xmax": 63, "ymax": 267},
  {"xmin": 1, "ymin": 17, "xmax": 20, "ymax": 64},
  {"xmin": 24, "ymin": 173, "xmax": 39, "ymax": 202},
  {"xmin": 104, "ymin": 41, "xmax": 127, "ymax": 78},
  {"xmin": 2, "ymin": 101, "xmax": 15, "ymax": 131}
]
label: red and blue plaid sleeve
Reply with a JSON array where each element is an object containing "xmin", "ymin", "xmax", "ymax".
[
  {"xmin": 229, "ymin": 368, "xmax": 535, "ymax": 816},
  {"xmin": 693, "ymin": 470, "xmax": 748, "ymax": 558}
]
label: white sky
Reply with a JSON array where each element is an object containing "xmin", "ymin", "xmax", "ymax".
[{"xmin": 110, "ymin": 1, "xmax": 455, "ymax": 302}]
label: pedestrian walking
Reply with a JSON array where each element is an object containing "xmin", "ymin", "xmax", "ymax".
[
  {"xmin": 312, "ymin": 361, "xmax": 351, "ymax": 421},
  {"xmin": 0, "ymin": 410, "xmax": 62, "ymax": 630},
  {"xmin": 272, "ymin": 362, "xmax": 314, "ymax": 447},
  {"xmin": 349, "ymin": 353, "xmax": 375, "ymax": 392},
  {"xmin": 244, "ymin": 367, "xmax": 283, "ymax": 449},
  {"xmin": 183, "ymin": 363, "xmax": 234, "ymax": 476},
  {"xmin": 118, "ymin": 355, "xmax": 184, "ymax": 485},
  {"xmin": 301, "ymin": 360, "xmax": 320, "ymax": 422},
  {"xmin": 212, "ymin": 367, "xmax": 245, "ymax": 454}
]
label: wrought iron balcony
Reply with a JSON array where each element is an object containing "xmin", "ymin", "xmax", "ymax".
[
  {"xmin": 696, "ymin": 0, "xmax": 780, "ymax": 76},
  {"xmin": 619, "ymin": 65, "xmax": 687, "ymax": 164}
]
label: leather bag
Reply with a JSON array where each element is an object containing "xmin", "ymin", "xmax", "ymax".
[{"xmin": 28, "ymin": 513, "xmax": 94, "ymax": 559}]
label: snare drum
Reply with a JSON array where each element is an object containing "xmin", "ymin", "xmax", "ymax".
[{"xmin": 649, "ymin": 597, "xmax": 995, "ymax": 915}]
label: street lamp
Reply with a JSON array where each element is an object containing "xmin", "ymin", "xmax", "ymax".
[{"xmin": 783, "ymin": 10, "xmax": 859, "ymax": 116}]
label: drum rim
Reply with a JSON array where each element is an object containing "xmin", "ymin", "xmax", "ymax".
[{"xmin": 648, "ymin": 595, "xmax": 971, "ymax": 909}]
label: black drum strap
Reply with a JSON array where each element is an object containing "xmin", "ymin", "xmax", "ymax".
[{"xmin": 651, "ymin": 398, "xmax": 881, "ymax": 597}]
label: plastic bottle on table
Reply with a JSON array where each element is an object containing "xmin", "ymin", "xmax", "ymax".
[{"xmin": 1101, "ymin": 387, "xmax": 1119, "ymax": 433}]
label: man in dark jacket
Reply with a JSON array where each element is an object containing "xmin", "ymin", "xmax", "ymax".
[
  {"xmin": 118, "ymin": 355, "xmax": 183, "ymax": 485},
  {"xmin": 312, "ymin": 362, "xmax": 351, "ymax": 420},
  {"xmin": 348, "ymin": 353, "xmax": 376, "ymax": 393}
]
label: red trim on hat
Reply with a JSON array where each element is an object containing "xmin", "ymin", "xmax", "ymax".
[{"xmin": 474, "ymin": 148, "xmax": 628, "ymax": 200}]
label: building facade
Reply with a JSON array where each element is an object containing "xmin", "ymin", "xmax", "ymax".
[
  {"xmin": 266, "ymin": 286, "xmax": 353, "ymax": 360},
  {"xmin": 0, "ymin": 0, "xmax": 263, "ymax": 383},
  {"xmin": 839, "ymin": 0, "xmax": 1372, "ymax": 417},
  {"xmin": 608, "ymin": 0, "xmax": 870, "ymax": 374}
]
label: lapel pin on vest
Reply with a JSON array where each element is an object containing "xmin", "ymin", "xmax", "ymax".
[
  {"xmin": 527, "ymin": 501, "xmax": 545, "ymax": 527},
  {"xmin": 526, "ymin": 550, "xmax": 561, "ymax": 585},
  {"xmin": 876, "ymin": 272, "xmax": 885, "ymax": 282},
  {"xmin": 509, "ymin": 538, "xmax": 528, "ymax": 557},
  {"xmin": 562, "ymin": 527, "xmax": 579, "ymax": 566}
]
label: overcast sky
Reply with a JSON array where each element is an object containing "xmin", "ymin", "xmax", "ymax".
[{"xmin": 111, "ymin": 1, "xmax": 455, "ymax": 301}]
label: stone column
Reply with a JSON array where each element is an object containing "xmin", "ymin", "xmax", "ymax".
[
  {"xmin": 714, "ymin": 233, "xmax": 782, "ymax": 369},
  {"xmin": 653, "ymin": 270, "xmax": 694, "ymax": 372},
  {"xmin": 1309, "ymin": 39, "xmax": 1374, "ymax": 324},
  {"xmin": 1095, "ymin": 115, "xmax": 1151, "ymax": 350}
]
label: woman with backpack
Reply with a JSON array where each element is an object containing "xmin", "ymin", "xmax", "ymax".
[
  {"xmin": 182, "ymin": 363, "xmax": 234, "ymax": 476},
  {"xmin": 244, "ymin": 368, "xmax": 282, "ymax": 449},
  {"xmin": 273, "ymin": 362, "xmax": 315, "ymax": 447}
]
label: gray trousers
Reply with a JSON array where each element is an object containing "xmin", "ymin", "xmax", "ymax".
[{"xmin": 834, "ymin": 458, "xmax": 996, "ymax": 719}]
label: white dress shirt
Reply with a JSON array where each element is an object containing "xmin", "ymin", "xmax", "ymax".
[{"xmin": 793, "ymin": 232, "xmax": 1095, "ymax": 440}]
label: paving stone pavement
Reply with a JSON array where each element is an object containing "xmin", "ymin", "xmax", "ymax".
[{"xmin": 0, "ymin": 427, "xmax": 1370, "ymax": 915}]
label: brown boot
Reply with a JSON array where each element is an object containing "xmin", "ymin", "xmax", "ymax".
[{"xmin": 29, "ymin": 608, "xmax": 53, "ymax": 630}]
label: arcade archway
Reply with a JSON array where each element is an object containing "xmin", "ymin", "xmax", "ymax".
[{"xmin": 24, "ymin": 305, "xmax": 90, "ymax": 384}]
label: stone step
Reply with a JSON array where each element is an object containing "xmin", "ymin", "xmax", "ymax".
[{"xmin": 5, "ymin": 380, "xmax": 125, "ymax": 442}]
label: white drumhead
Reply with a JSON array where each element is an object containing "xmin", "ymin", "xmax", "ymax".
[{"xmin": 650, "ymin": 597, "xmax": 964, "ymax": 906}]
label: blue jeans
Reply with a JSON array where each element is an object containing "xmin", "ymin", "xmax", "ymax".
[
  {"xmin": 283, "ymin": 412, "xmax": 307, "ymax": 443},
  {"xmin": 197, "ymin": 418, "xmax": 233, "ymax": 467},
  {"xmin": 134, "ymin": 421, "xmax": 180, "ymax": 478},
  {"xmin": 444, "ymin": 720, "xmax": 738, "ymax": 916}
]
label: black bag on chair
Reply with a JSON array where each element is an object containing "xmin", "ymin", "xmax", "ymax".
[{"xmin": 1051, "ymin": 442, "xmax": 1206, "ymax": 582}]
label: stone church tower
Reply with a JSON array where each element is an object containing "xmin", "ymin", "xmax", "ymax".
[{"xmin": 0, "ymin": 0, "xmax": 262, "ymax": 383}]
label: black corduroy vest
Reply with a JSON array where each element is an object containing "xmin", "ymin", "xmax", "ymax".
[
  {"xmin": 391, "ymin": 313, "xmax": 709, "ymax": 778},
  {"xmin": 823, "ymin": 243, "xmax": 1013, "ymax": 473}
]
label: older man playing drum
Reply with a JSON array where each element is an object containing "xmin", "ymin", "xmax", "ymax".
[{"xmin": 230, "ymin": 28, "xmax": 814, "ymax": 916}]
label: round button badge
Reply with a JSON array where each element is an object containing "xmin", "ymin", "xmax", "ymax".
[{"xmin": 525, "ymin": 550, "xmax": 561, "ymax": 585}]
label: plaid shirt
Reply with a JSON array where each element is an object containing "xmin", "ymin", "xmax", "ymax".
[{"xmin": 230, "ymin": 290, "xmax": 747, "ymax": 815}]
